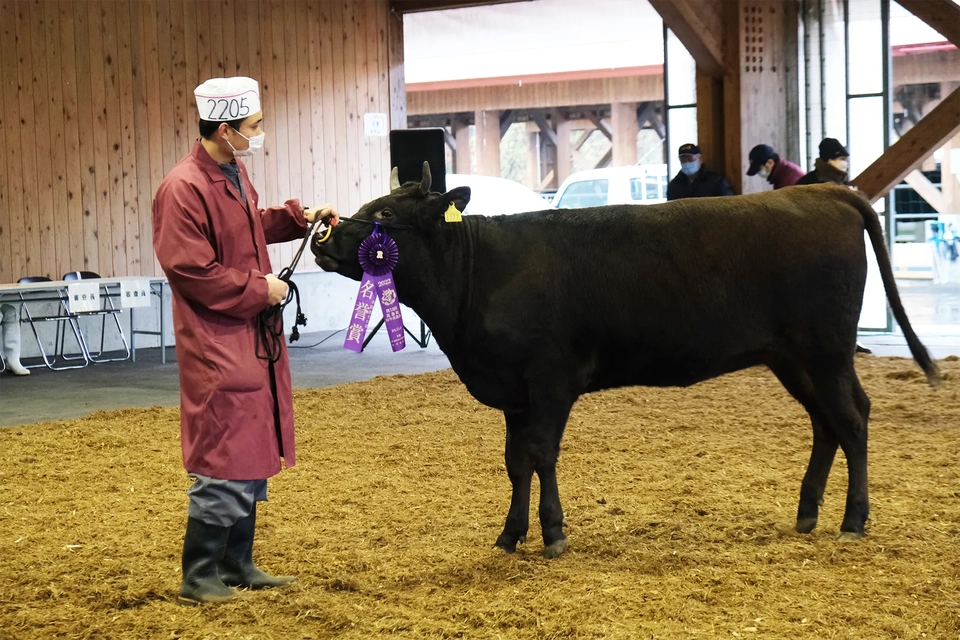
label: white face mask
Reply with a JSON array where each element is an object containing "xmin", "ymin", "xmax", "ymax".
[
  {"xmin": 829, "ymin": 158, "xmax": 849, "ymax": 173},
  {"xmin": 757, "ymin": 166, "xmax": 771, "ymax": 179},
  {"xmin": 227, "ymin": 129, "xmax": 265, "ymax": 157}
]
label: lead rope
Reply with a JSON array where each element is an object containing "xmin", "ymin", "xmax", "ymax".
[{"xmin": 255, "ymin": 216, "xmax": 323, "ymax": 363}]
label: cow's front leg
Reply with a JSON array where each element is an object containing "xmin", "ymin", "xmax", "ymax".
[
  {"xmin": 530, "ymin": 392, "xmax": 574, "ymax": 558},
  {"xmin": 495, "ymin": 410, "xmax": 534, "ymax": 553}
]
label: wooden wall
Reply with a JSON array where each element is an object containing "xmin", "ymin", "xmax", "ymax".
[{"xmin": 0, "ymin": 0, "xmax": 398, "ymax": 283}]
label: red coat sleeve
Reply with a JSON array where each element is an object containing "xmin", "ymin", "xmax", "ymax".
[
  {"xmin": 240, "ymin": 163, "xmax": 309, "ymax": 244},
  {"xmin": 153, "ymin": 179, "xmax": 269, "ymax": 320},
  {"xmin": 261, "ymin": 199, "xmax": 310, "ymax": 244}
]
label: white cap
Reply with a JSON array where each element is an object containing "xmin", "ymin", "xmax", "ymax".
[{"xmin": 194, "ymin": 77, "xmax": 261, "ymax": 122}]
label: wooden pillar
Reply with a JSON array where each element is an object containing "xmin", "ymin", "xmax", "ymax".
[
  {"xmin": 526, "ymin": 132, "xmax": 540, "ymax": 189},
  {"xmin": 453, "ymin": 117, "xmax": 471, "ymax": 174},
  {"xmin": 696, "ymin": 70, "xmax": 726, "ymax": 176},
  {"xmin": 941, "ymin": 82, "xmax": 960, "ymax": 217},
  {"xmin": 554, "ymin": 111, "xmax": 572, "ymax": 184},
  {"xmin": 475, "ymin": 109, "xmax": 501, "ymax": 177},
  {"xmin": 611, "ymin": 102, "xmax": 640, "ymax": 166},
  {"xmin": 387, "ymin": 10, "xmax": 406, "ymax": 130}
]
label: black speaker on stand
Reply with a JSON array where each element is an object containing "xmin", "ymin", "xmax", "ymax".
[
  {"xmin": 360, "ymin": 128, "xmax": 443, "ymax": 351},
  {"xmin": 389, "ymin": 128, "xmax": 446, "ymax": 193}
]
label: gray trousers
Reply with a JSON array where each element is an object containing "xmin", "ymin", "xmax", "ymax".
[{"xmin": 187, "ymin": 474, "xmax": 268, "ymax": 528}]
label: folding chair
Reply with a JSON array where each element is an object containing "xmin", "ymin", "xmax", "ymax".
[
  {"xmin": 17, "ymin": 276, "xmax": 90, "ymax": 370},
  {"xmin": 63, "ymin": 271, "xmax": 131, "ymax": 363}
]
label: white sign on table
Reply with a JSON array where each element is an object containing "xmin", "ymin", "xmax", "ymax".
[
  {"xmin": 120, "ymin": 279, "xmax": 152, "ymax": 308},
  {"xmin": 67, "ymin": 282, "xmax": 100, "ymax": 314}
]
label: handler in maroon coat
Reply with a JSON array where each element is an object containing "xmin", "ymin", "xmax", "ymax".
[{"xmin": 153, "ymin": 76, "xmax": 338, "ymax": 605}]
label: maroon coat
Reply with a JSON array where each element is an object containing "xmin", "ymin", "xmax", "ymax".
[
  {"xmin": 767, "ymin": 158, "xmax": 805, "ymax": 190},
  {"xmin": 153, "ymin": 141, "xmax": 308, "ymax": 480}
]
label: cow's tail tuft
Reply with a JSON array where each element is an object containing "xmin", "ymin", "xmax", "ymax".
[{"xmin": 852, "ymin": 189, "xmax": 940, "ymax": 387}]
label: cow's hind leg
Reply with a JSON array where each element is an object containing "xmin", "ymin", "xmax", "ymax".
[
  {"xmin": 769, "ymin": 360, "xmax": 838, "ymax": 534},
  {"xmin": 810, "ymin": 365, "xmax": 870, "ymax": 538}
]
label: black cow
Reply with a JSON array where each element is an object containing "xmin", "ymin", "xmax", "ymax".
[{"xmin": 312, "ymin": 162, "xmax": 938, "ymax": 558}]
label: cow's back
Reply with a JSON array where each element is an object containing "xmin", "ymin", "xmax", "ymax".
[{"xmin": 460, "ymin": 184, "xmax": 868, "ymax": 392}]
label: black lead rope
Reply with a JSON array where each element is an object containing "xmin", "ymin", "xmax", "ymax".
[
  {"xmin": 254, "ymin": 215, "xmax": 418, "ymax": 362},
  {"xmin": 255, "ymin": 217, "xmax": 321, "ymax": 363}
]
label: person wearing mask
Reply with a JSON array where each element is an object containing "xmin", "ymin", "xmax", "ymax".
[
  {"xmin": 666, "ymin": 143, "xmax": 735, "ymax": 201},
  {"xmin": 746, "ymin": 144, "xmax": 805, "ymax": 189},
  {"xmin": 796, "ymin": 138, "xmax": 850, "ymax": 186},
  {"xmin": 1, "ymin": 303, "xmax": 29, "ymax": 375},
  {"xmin": 795, "ymin": 137, "xmax": 871, "ymax": 353},
  {"xmin": 153, "ymin": 76, "xmax": 339, "ymax": 605}
]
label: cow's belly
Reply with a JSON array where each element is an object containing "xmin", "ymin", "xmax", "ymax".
[{"xmin": 445, "ymin": 351, "xmax": 529, "ymax": 412}]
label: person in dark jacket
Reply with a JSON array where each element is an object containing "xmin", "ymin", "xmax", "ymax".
[
  {"xmin": 796, "ymin": 138, "xmax": 850, "ymax": 186},
  {"xmin": 666, "ymin": 143, "xmax": 735, "ymax": 201},
  {"xmin": 746, "ymin": 144, "xmax": 805, "ymax": 189}
]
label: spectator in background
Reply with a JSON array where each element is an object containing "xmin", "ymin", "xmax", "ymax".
[
  {"xmin": 797, "ymin": 138, "xmax": 850, "ymax": 186},
  {"xmin": 666, "ymin": 143, "xmax": 735, "ymax": 201},
  {"xmin": 746, "ymin": 144, "xmax": 805, "ymax": 189}
]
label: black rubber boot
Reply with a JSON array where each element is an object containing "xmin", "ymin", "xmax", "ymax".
[
  {"xmin": 219, "ymin": 504, "xmax": 295, "ymax": 590},
  {"xmin": 178, "ymin": 517, "xmax": 239, "ymax": 606}
]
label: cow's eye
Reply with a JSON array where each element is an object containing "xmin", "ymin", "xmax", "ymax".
[{"xmin": 380, "ymin": 208, "xmax": 394, "ymax": 219}]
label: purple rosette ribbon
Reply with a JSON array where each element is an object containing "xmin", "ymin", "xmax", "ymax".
[{"xmin": 344, "ymin": 223, "xmax": 406, "ymax": 353}]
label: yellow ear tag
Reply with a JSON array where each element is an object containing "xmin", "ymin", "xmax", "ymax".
[{"xmin": 444, "ymin": 202, "xmax": 463, "ymax": 223}]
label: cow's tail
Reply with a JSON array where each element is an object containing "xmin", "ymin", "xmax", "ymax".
[{"xmin": 852, "ymin": 189, "xmax": 940, "ymax": 387}]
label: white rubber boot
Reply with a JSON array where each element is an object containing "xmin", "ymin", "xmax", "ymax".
[{"xmin": 1, "ymin": 304, "xmax": 30, "ymax": 376}]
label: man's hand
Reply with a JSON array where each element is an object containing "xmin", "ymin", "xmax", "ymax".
[
  {"xmin": 304, "ymin": 204, "xmax": 340, "ymax": 226},
  {"xmin": 265, "ymin": 274, "xmax": 289, "ymax": 306}
]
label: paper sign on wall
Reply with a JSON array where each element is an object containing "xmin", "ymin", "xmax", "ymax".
[
  {"xmin": 67, "ymin": 282, "xmax": 100, "ymax": 314},
  {"xmin": 120, "ymin": 279, "xmax": 151, "ymax": 308},
  {"xmin": 364, "ymin": 113, "xmax": 388, "ymax": 137}
]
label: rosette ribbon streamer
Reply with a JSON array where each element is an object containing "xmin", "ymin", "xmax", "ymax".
[{"xmin": 344, "ymin": 223, "xmax": 406, "ymax": 352}]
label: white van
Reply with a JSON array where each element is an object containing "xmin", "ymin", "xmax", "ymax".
[{"xmin": 552, "ymin": 165, "xmax": 669, "ymax": 209}]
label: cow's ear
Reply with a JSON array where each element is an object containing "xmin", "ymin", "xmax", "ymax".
[{"xmin": 440, "ymin": 187, "xmax": 470, "ymax": 215}]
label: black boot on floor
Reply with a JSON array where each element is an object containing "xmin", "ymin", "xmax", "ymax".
[
  {"xmin": 178, "ymin": 517, "xmax": 239, "ymax": 606},
  {"xmin": 219, "ymin": 504, "xmax": 295, "ymax": 590}
]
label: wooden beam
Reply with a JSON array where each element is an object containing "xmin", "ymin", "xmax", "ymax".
[
  {"xmin": 584, "ymin": 111, "xmax": 612, "ymax": 140},
  {"xmin": 531, "ymin": 111, "xmax": 558, "ymax": 147},
  {"xmin": 391, "ymin": 0, "xmax": 529, "ymax": 14},
  {"xmin": 894, "ymin": 49, "xmax": 960, "ymax": 86},
  {"xmin": 537, "ymin": 169, "xmax": 555, "ymax": 191},
  {"xmin": 902, "ymin": 170, "xmax": 945, "ymax": 214},
  {"xmin": 895, "ymin": 0, "xmax": 960, "ymax": 50},
  {"xmin": 648, "ymin": 0, "xmax": 726, "ymax": 77},
  {"xmin": 851, "ymin": 87, "xmax": 960, "ymax": 202},
  {"xmin": 499, "ymin": 109, "xmax": 516, "ymax": 138},
  {"xmin": 442, "ymin": 127, "xmax": 457, "ymax": 152}
]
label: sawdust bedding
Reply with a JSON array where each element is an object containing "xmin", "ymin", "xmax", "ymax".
[{"xmin": 1, "ymin": 355, "xmax": 959, "ymax": 639}]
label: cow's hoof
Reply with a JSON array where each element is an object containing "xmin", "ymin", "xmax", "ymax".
[
  {"xmin": 493, "ymin": 533, "xmax": 524, "ymax": 554},
  {"xmin": 795, "ymin": 518, "xmax": 818, "ymax": 534},
  {"xmin": 543, "ymin": 538, "xmax": 568, "ymax": 559},
  {"xmin": 836, "ymin": 530, "xmax": 864, "ymax": 542}
]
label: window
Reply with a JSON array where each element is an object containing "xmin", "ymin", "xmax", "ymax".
[{"xmin": 556, "ymin": 180, "xmax": 609, "ymax": 208}]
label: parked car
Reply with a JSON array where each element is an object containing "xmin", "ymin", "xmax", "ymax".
[
  {"xmin": 444, "ymin": 174, "xmax": 554, "ymax": 216},
  {"xmin": 553, "ymin": 165, "xmax": 669, "ymax": 209}
]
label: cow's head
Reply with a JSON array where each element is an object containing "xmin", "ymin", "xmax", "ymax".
[{"xmin": 311, "ymin": 161, "xmax": 471, "ymax": 282}]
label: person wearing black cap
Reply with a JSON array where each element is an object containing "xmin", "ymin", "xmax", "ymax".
[
  {"xmin": 746, "ymin": 144, "xmax": 805, "ymax": 189},
  {"xmin": 796, "ymin": 138, "xmax": 850, "ymax": 186},
  {"xmin": 666, "ymin": 143, "xmax": 735, "ymax": 201}
]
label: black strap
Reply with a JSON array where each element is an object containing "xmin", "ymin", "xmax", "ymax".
[{"xmin": 255, "ymin": 218, "xmax": 320, "ymax": 363}]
